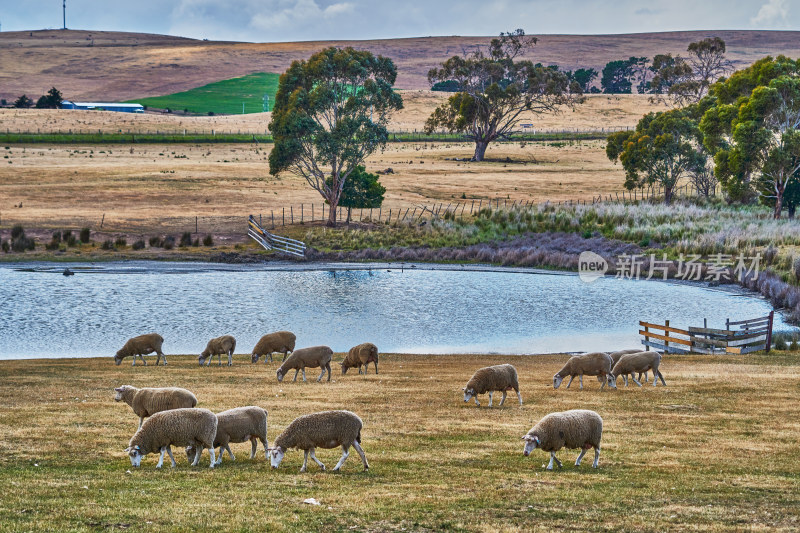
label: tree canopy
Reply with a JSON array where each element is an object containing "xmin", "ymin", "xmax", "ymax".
[
  {"xmin": 601, "ymin": 59, "xmax": 634, "ymax": 94},
  {"xmin": 13, "ymin": 94, "xmax": 33, "ymax": 108},
  {"xmin": 35, "ymin": 87, "xmax": 63, "ymax": 109},
  {"xmin": 329, "ymin": 165, "xmax": 385, "ymax": 223},
  {"xmin": 425, "ymin": 29, "xmax": 582, "ymax": 161},
  {"xmin": 268, "ymin": 47, "xmax": 403, "ymax": 226}
]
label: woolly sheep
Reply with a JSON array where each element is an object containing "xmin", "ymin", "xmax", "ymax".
[
  {"xmin": 198, "ymin": 335, "xmax": 237, "ymax": 367},
  {"xmin": 186, "ymin": 406, "xmax": 268, "ymax": 465},
  {"xmin": 554, "ymin": 352, "xmax": 616, "ymax": 390},
  {"xmin": 276, "ymin": 345, "xmax": 333, "ymax": 383},
  {"xmin": 341, "ymin": 342, "xmax": 379, "ymax": 375},
  {"xmin": 114, "ymin": 385, "xmax": 198, "ymax": 428},
  {"xmin": 125, "ymin": 408, "xmax": 218, "ymax": 469},
  {"xmin": 114, "ymin": 333, "xmax": 166, "ymax": 366},
  {"xmin": 251, "ymin": 331, "xmax": 296, "ymax": 363},
  {"xmin": 522, "ymin": 409, "xmax": 603, "ymax": 470},
  {"xmin": 462, "ymin": 364, "xmax": 522, "ymax": 407},
  {"xmin": 597, "ymin": 349, "xmax": 645, "ymax": 384},
  {"xmin": 268, "ymin": 410, "xmax": 368, "ymax": 472},
  {"xmin": 611, "ymin": 351, "xmax": 667, "ymax": 387}
]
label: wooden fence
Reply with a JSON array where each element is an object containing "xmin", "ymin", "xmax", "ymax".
[
  {"xmin": 639, "ymin": 312, "xmax": 774, "ymax": 354},
  {"xmin": 247, "ymin": 215, "xmax": 306, "ymax": 257}
]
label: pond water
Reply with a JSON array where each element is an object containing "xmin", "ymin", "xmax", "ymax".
[{"xmin": 0, "ymin": 262, "xmax": 788, "ymax": 359}]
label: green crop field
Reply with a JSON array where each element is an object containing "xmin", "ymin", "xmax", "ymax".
[{"xmin": 127, "ymin": 72, "xmax": 280, "ymax": 115}]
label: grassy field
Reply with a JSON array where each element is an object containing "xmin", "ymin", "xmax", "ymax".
[
  {"xmin": 0, "ymin": 352, "xmax": 798, "ymax": 532},
  {"xmin": 126, "ymin": 72, "xmax": 280, "ymax": 115}
]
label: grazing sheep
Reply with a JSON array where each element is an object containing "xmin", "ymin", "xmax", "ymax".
[
  {"xmin": 251, "ymin": 331, "xmax": 296, "ymax": 363},
  {"xmin": 522, "ymin": 410, "xmax": 603, "ymax": 470},
  {"xmin": 597, "ymin": 349, "xmax": 645, "ymax": 384},
  {"xmin": 341, "ymin": 343, "xmax": 379, "ymax": 375},
  {"xmin": 269, "ymin": 410, "xmax": 368, "ymax": 472},
  {"xmin": 611, "ymin": 351, "xmax": 667, "ymax": 387},
  {"xmin": 198, "ymin": 335, "xmax": 237, "ymax": 367},
  {"xmin": 554, "ymin": 352, "xmax": 616, "ymax": 390},
  {"xmin": 114, "ymin": 333, "xmax": 166, "ymax": 366},
  {"xmin": 114, "ymin": 385, "xmax": 197, "ymax": 428},
  {"xmin": 276, "ymin": 346, "xmax": 333, "ymax": 383},
  {"xmin": 186, "ymin": 406, "xmax": 268, "ymax": 465},
  {"xmin": 125, "ymin": 408, "xmax": 218, "ymax": 469},
  {"xmin": 462, "ymin": 364, "xmax": 522, "ymax": 407}
]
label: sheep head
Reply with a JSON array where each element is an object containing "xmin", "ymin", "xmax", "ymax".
[
  {"xmin": 522, "ymin": 435, "xmax": 540, "ymax": 456},
  {"xmin": 462, "ymin": 387, "xmax": 476, "ymax": 403},
  {"xmin": 276, "ymin": 368, "xmax": 285, "ymax": 382},
  {"xmin": 553, "ymin": 374, "xmax": 564, "ymax": 389},
  {"xmin": 114, "ymin": 351, "xmax": 124, "ymax": 365},
  {"xmin": 268, "ymin": 446, "xmax": 285, "ymax": 469},
  {"xmin": 125, "ymin": 445, "xmax": 143, "ymax": 467},
  {"xmin": 251, "ymin": 353, "xmax": 260, "ymax": 364}
]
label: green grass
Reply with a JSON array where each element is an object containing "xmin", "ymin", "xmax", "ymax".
[{"xmin": 127, "ymin": 72, "xmax": 280, "ymax": 115}]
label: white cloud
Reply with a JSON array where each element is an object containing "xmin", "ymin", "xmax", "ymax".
[
  {"xmin": 751, "ymin": 0, "xmax": 789, "ymax": 27},
  {"xmin": 250, "ymin": 0, "xmax": 354, "ymax": 32}
]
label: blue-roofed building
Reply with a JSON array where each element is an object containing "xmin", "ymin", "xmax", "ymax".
[{"xmin": 61, "ymin": 101, "xmax": 144, "ymax": 113}]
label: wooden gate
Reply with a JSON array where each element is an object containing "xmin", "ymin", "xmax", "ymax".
[
  {"xmin": 247, "ymin": 215, "xmax": 306, "ymax": 257},
  {"xmin": 639, "ymin": 312, "xmax": 774, "ymax": 354}
]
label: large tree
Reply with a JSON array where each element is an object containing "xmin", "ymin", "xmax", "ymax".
[
  {"xmin": 35, "ymin": 87, "xmax": 63, "ymax": 109},
  {"xmin": 425, "ymin": 29, "xmax": 581, "ymax": 162},
  {"xmin": 601, "ymin": 59, "xmax": 635, "ymax": 94},
  {"xmin": 651, "ymin": 37, "xmax": 732, "ymax": 106},
  {"xmin": 329, "ymin": 165, "xmax": 385, "ymax": 223},
  {"xmin": 700, "ymin": 56, "xmax": 800, "ymax": 212},
  {"xmin": 268, "ymin": 47, "xmax": 403, "ymax": 227},
  {"xmin": 567, "ymin": 68, "xmax": 598, "ymax": 93},
  {"xmin": 606, "ymin": 108, "xmax": 706, "ymax": 204}
]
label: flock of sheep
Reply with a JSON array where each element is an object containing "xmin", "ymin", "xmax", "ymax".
[{"xmin": 112, "ymin": 333, "xmax": 666, "ymax": 471}]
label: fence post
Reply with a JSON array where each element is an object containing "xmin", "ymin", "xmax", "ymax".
[
  {"xmin": 644, "ymin": 323, "xmax": 649, "ymax": 351},
  {"xmin": 100, "ymin": 213, "xmax": 105, "ymax": 229},
  {"xmin": 378, "ymin": 208, "xmax": 381, "ymax": 222},
  {"xmin": 665, "ymin": 320, "xmax": 670, "ymax": 350},
  {"xmin": 271, "ymin": 211, "xmax": 275, "ymax": 229},
  {"xmin": 282, "ymin": 208, "xmax": 285, "ymax": 226},
  {"xmin": 301, "ymin": 204, "xmax": 303, "ymax": 223},
  {"xmin": 312, "ymin": 204, "xmax": 314, "ymax": 222},
  {"xmin": 195, "ymin": 216, "xmax": 198, "ymax": 234},
  {"xmin": 471, "ymin": 199, "xmax": 475, "ymax": 214},
  {"xmin": 766, "ymin": 311, "xmax": 774, "ymax": 353}
]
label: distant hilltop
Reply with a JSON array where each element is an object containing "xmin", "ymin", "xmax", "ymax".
[{"xmin": 1, "ymin": 28, "xmax": 799, "ymax": 101}]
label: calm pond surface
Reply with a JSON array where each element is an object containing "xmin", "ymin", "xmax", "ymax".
[{"xmin": 0, "ymin": 261, "xmax": 788, "ymax": 359}]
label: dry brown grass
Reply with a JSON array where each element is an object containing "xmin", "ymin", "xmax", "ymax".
[
  {"xmin": 1, "ymin": 29, "xmax": 798, "ymax": 100},
  {"xmin": 0, "ymin": 352, "xmax": 798, "ymax": 532},
  {"xmin": 0, "ymin": 138, "xmax": 625, "ymax": 234}
]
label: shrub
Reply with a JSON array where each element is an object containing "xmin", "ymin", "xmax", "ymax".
[
  {"xmin": 148, "ymin": 236, "xmax": 162, "ymax": 247},
  {"xmin": 192, "ymin": 238, "xmax": 200, "ymax": 247},
  {"xmin": 132, "ymin": 239, "xmax": 145, "ymax": 250},
  {"xmin": 115, "ymin": 236, "xmax": 127, "ymax": 247},
  {"xmin": 11, "ymin": 225, "xmax": 24, "ymax": 239},
  {"xmin": 202, "ymin": 234, "xmax": 214, "ymax": 246},
  {"xmin": 179, "ymin": 232, "xmax": 193, "ymax": 247},
  {"xmin": 52, "ymin": 230, "xmax": 62, "ymax": 242},
  {"xmin": 65, "ymin": 234, "xmax": 77, "ymax": 246},
  {"xmin": 790, "ymin": 340, "xmax": 799, "ymax": 351},
  {"xmin": 162, "ymin": 236, "xmax": 175, "ymax": 250},
  {"xmin": 101, "ymin": 239, "xmax": 115, "ymax": 250},
  {"xmin": 79, "ymin": 227, "xmax": 91, "ymax": 244},
  {"xmin": 775, "ymin": 337, "xmax": 788, "ymax": 350},
  {"xmin": 1, "ymin": 240, "xmax": 8, "ymax": 253},
  {"xmin": 45, "ymin": 239, "xmax": 61, "ymax": 251},
  {"xmin": 11, "ymin": 236, "xmax": 35, "ymax": 252}
]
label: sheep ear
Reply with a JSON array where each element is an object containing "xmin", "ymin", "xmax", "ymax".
[
  {"xmin": 461, "ymin": 387, "xmax": 466, "ymax": 391},
  {"xmin": 114, "ymin": 387, "xmax": 122, "ymax": 392},
  {"xmin": 124, "ymin": 447, "xmax": 131, "ymax": 452}
]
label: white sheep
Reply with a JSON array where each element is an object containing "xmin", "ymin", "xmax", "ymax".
[
  {"xmin": 198, "ymin": 335, "xmax": 237, "ymax": 366},
  {"xmin": 251, "ymin": 331, "xmax": 296, "ymax": 363},
  {"xmin": 125, "ymin": 408, "xmax": 218, "ymax": 469},
  {"xmin": 276, "ymin": 346, "xmax": 333, "ymax": 383},
  {"xmin": 186, "ymin": 406, "xmax": 268, "ymax": 465},
  {"xmin": 462, "ymin": 364, "xmax": 522, "ymax": 407},
  {"xmin": 269, "ymin": 410, "xmax": 368, "ymax": 472},
  {"xmin": 611, "ymin": 351, "xmax": 667, "ymax": 387},
  {"xmin": 597, "ymin": 349, "xmax": 645, "ymax": 384},
  {"xmin": 114, "ymin": 333, "xmax": 166, "ymax": 366},
  {"xmin": 522, "ymin": 409, "xmax": 603, "ymax": 470},
  {"xmin": 554, "ymin": 352, "xmax": 616, "ymax": 390},
  {"xmin": 114, "ymin": 385, "xmax": 197, "ymax": 428}
]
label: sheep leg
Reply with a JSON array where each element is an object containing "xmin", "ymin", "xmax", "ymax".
[
  {"xmin": 579, "ymin": 375, "xmax": 584, "ymax": 390},
  {"xmin": 157, "ymin": 446, "xmax": 167, "ymax": 468},
  {"xmin": 138, "ymin": 417, "xmax": 145, "ymax": 429},
  {"xmin": 500, "ymin": 391, "xmax": 507, "ymax": 406},
  {"xmin": 300, "ymin": 450, "xmax": 309, "ymax": 472},
  {"xmin": 166, "ymin": 446, "xmax": 176, "ymax": 468},
  {"xmin": 632, "ymin": 375, "xmax": 643, "ymax": 387},
  {"xmin": 225, "ymin": 444, "xmax": 235, "ymax": 462},
  {"xmin": 566, "ymin": 375, "xmax": 575, "ymax": 388},
  {"xmin": 546, "ymin": 452, "xmax": 557, "ymax": 470},
  {"xmin": 374, "ymin": 360, "xmax": 378, "ymax": 374},
  {"xmin": 332, "ymin": 445, "xmax": 349, "ymax": 471},
  {"xmin": 657, "ymin": 370, "xmax": 666, "ymax": 386},
  {"xmin": 592, "ymin": 447, "xmax": 600, "ymax": 468},
  {"xmin": 131, "ymin": 355, "xmax": 136, "ymax": 367},
  {"xmin": 250, "ymin": 438, "xmax": 257, "ymax": 459},
  {"xmin": 353, "ymin": 441, "xmax": 369, "ymax": 470},
  {"xmin": 309, "ymin": 448, "xmax": 326, "ymax": 471},
  {"xmin": 516, "ymin": 389, "xmax": 523, "ymax": 406},
  {"xmin": 228, "ymin": 350, "xmax": 233, "ymax": 366},
  {"xmin": 327, "ymin": 363, "xmax": 332, "ymax": 381},
  {"xmin": 575, "ymin": 448, "xmax": 587, "ymax": 466},
  {"xmin": 208, "ymin": 447, "xmax": 215, "ymax": 468},
  {"xmin": 358, "ymin": 365, "xmax": 364, "ymax": 375},
  {"xmin": 317, "ymin": 366, "xmax": 326, "ymax": 382},
  {"xmin": 192, "ymin": 446, "xmax": 202, "ymax": 466},
  {"xmin": 218, "ymin": 353, "xmax": 222, "ymax": 366},
  {"xmin": 473, "ymin": 395, "xmax": 480, "ymax": 406},
  {"xmin": 600, "ymin": 374, "xmax": 606, "ymax": 390},
  {"xmin": 293, "ymin": 368, "xmax": 300, "ymax": 382},
  {"xmin": 488, "ymin": 391, "xmax": 493, "ymax": 407},
  {"xmin": 158, "ymin": 351, "xmax": 167, "ymax": 365}
]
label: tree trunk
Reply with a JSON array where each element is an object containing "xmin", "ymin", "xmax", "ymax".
[
  {"xmin": 326, "ymin": 196, "xmax": 339, "ymax": 227},
  {"xmin": 346, "ymin": 207, "xmax": 352, "ymax": 224},
  {"xmin": 788, "ymin": 204, "xmax": 796, "ymax": 219},
  {"xmin": 663, "ymin": 185, "xmax": 673, "ymax": 205},
  {"xmin": 472, "ymin": 140, "xmax": 489, "ymax": 162},
  {"xmin": 773, "ymin": 191, "xmax": 784, "ymax": 219}
]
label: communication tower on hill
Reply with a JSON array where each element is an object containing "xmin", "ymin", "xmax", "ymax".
[{"xmin": 63, "ymin": 1, "xmax": 67, "ymax": 30}]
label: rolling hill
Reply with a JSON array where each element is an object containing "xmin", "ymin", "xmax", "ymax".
[{"xmin": 1, "ymin": 29, "xmax": 799, "ymax": 103}]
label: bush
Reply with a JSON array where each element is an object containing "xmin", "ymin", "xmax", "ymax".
[
  {"xmin": 11, "ymin": 236, "xmax": 35, "ymax": 252},
  {"xmin": 202, "ymin": 234, "xmax": 214, "ymax": 246},
  {"xmin": 51, "ymin": 230, "xmax": 62, "ymax": 242},
  {"xmin": 774, "ymin": 337, "xmax": 788, "ymax": 350},
  {"xmin": 1, "ymin": 240, "xmax": 8, "ymax": 253},
  {"xmin": 62, "ymin": 230, "xmax": 72, "ymax": 241},
  {"xmin": 162, "ymin": 236, "xmax": 175, "ymax": 250},
  {"xmin": 192, "ymin": 238, "xmax": 200, "ymax": 247},
  {"xmin": 101, "ymin": 239, "xmax": 115, "ymax": 250},
  {"xmin": 179, "ymin": 232, "xmax": 193, "ymax": 247},
  {"xmin": 148, "ymin": 236, "xmax": 162, "ymax": 247},
  {"xmin": 45, "ymin": 239, "xmax": 61, "ymax": 251},
  {"xmin": 132, "ymin": 239, "xmax": 145, "ymax": 250},
  {"xmin": 115, "ymin": 236, "xmax": 127, "ymax": 247},
  {"xmin": 790, "ymin": 340, "xmax": 799, "ymax": 351},
  {"xmin": 11, "ymin": 225, "xmax": 24, "ymax": 239},
  {"xmin": 79, "ymin": 227, "xmax": 91, "ymax": 244},
  {"xmin": 65, "ymin": 234, "xmax": 77, "ymax": 247}
]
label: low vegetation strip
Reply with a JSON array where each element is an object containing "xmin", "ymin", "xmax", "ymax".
[
  {"xmin": 0, "ymin": 353, "xmax": 798, "ymax": 532},
  {"xmin": 0, "ymin": 131, "xmax": 608, "ymax": 144},
  {"xmin": 126, "ymin": 72, "xmax": 281, "ymax": 115}
]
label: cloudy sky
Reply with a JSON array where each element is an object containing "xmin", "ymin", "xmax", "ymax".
[{"xmin": 1, "ymin": 0, "xmax": 797, "ymax": 41}]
